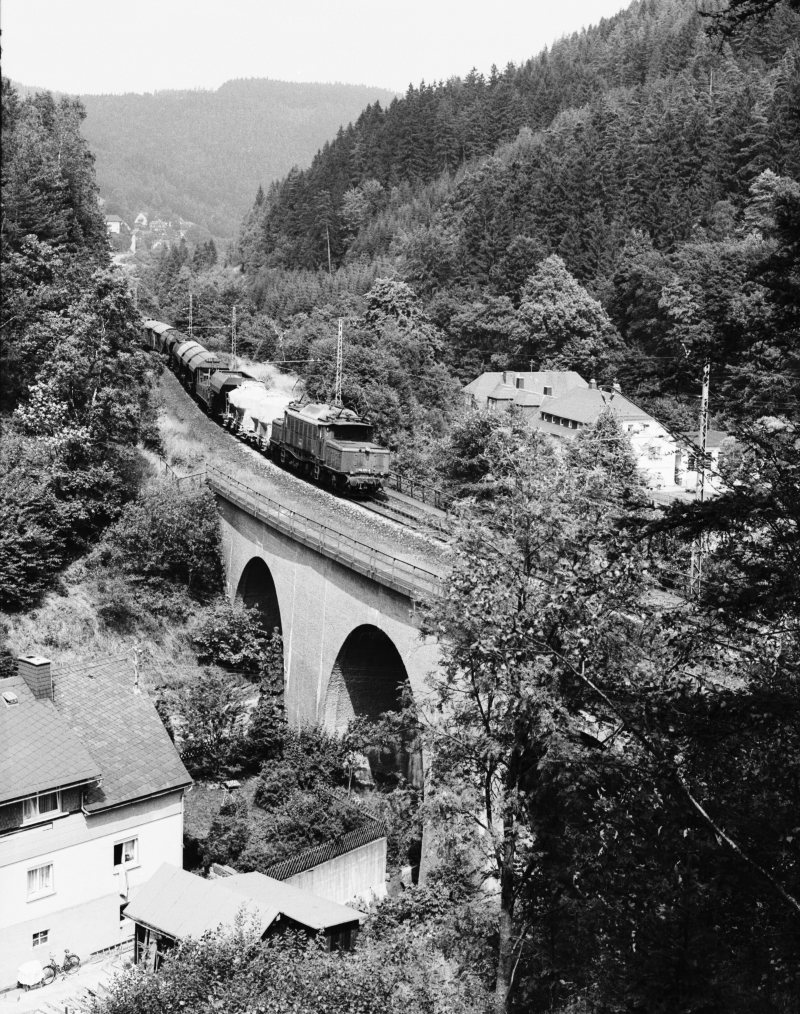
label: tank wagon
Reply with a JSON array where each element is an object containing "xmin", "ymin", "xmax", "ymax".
[
  {"xmin": 139, "ymin": 318, "xmax": 391, "ymax": 493},
  {"xmin": 269, "ymin": 402, "xmax": 390, "ymax": 492}
]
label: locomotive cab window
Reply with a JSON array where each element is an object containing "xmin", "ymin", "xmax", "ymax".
[{"xmin": 332, "ymin": 425, "xmax": 373, "ymax": 442}]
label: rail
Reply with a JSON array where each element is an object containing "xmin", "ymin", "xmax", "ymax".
[{"xmin": 205, "ymin": 465, "xmax": 443, "ymax": 600}]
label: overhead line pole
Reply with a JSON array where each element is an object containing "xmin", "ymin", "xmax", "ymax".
[
  {"xmin": 189, "ymin": 292, "xmax": 193, "ymax": 340},
  {"xmin": 334, "ymin": 318, "xmax": 344, "ymax": 408},
  {"xmin": 231, "ymin": 305, "xmax": 237, "ymax": 370},
  {"xmin": 690, "ymin": 360, "xmax": 710, "ymax": 598}
]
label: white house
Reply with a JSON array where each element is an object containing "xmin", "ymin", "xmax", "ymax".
[
  {"xmin": 675, "ymin": 429, "xmax": 731, "ymax": 494},
  {"xmin": 532, "ymin": 381, "xmax": 680, "ymax": 489},
  {"xmin": 0, "ymin": 655, "xmax": 191, "ymax": 990},
  {"xmin": 134, "ymin": 212, "xmax": 148, "ymax": 228},
  {"xmin": 105, "ymin": 215, "xmax": 123, "ymax": 234}
]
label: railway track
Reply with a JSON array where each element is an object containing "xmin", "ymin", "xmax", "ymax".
[{"xmin": 345, "ymin": 487, "xmax": 449, "ymax": 537}]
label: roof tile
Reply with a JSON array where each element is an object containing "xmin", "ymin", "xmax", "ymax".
[
  {"xmin": 0, "ymin": 676, "xmax": 100, "ymax": 805},
  {"xmin": 53, "ymin": 655, "xmax": 191, "ymax": 811}
]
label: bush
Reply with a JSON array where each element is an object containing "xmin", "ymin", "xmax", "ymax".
[
  {"xmin": 0, "ymin": 434, "xmax": 136, "ymax": 610},
  {"xmin": 99, "ymin": 482, "xmax": 222, "ymax": 597}
]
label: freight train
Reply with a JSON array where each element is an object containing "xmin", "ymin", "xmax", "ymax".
[{"xmin": 140, "ymin": 319, "xmax": 390, "ymax": 492}]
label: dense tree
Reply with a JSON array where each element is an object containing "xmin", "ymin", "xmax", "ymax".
[
  {"xmin": 511, "ymin": 255, "xmax": 623, "ymax": 378},
  {"xmin": 420, "ymin": 414, "xmax": 800, "ymax": 1011}
]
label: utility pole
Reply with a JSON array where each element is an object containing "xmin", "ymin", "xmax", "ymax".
[
  {"xmin": 231, "ymin": 306, "xmax": 237, "ymax": 369},
  {"xmin": 188, "ymin": 292, "xmax": 193, "ymax": 340},
  {"xmin": 689, "ymin": 360, "xmax": 710, "ymax": 597},
  {"xmin": 334, "ymin": 318, "xmax": 343, "ymax": 407}
]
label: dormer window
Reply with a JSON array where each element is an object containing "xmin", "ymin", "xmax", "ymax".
[{"xmin": 23, "ymin": 792, "xmax": 61, "ymax": 823}]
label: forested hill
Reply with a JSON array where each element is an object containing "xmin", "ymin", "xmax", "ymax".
[
  {"xmin": 241, "ymin": 0, "xmax": 799, "ymax": 276},
  {"xmin": 67, "ymin": 79, "xmax": 397, "ymax": 239}
]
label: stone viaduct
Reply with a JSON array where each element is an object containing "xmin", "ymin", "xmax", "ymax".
[{"xmin": 207, "ymin": 469, "xmax": 442, "ymax": 738}]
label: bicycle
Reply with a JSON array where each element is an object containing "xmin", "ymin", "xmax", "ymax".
[{"xmin": 41, "ymin": 948, "xmax": 81, "ymax": 985}]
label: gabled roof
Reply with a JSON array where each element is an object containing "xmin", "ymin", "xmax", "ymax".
[
  {"xmin": 542, "ymin": 387, "xmax": 652, "ymax": 426},
  {"xmin": 226, "ymin": 872, "xmax": 366, "ymax": 930},
  {"xmin": 463, "ymin": 371, "xmax": 588, "ymax": 405},
  {"xmin": 0, "ymin": 676, "xmax": 100, "ymax": 806},
  {"xmin": 53, "ymin": 655, "xmax": 191, "ymax": 812},
  {"xmin": 105, "ymin": 215, "xmax": 123, "ymax": 223},
  {"xmin": 123, "ymin": 864, "xmax": 278, "ymax": 940}
]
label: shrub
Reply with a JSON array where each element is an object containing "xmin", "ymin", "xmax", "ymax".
[{"xmin": 100, "ymin": 482, "xmax": 222, "ymax": 597}]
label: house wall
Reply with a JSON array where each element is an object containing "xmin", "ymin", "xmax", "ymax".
[
  {"xmin": 627, "ymin": 425, "xmax": 678, "ymax": 489},
  {"xmin": 283, "ymin": 837, "xmax": 387, "ymax": 906},
  {"xmin": 676, "ymin": 447, "xmax": 725, "ymax": 494},
  {"xmin": 0, "ymin": 791, "xmax": 184, "ymax": 990}
]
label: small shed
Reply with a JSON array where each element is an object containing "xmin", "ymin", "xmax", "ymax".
[{"xmin": 124, "ymin": 864, "xmax": 365, "ymax": 968}]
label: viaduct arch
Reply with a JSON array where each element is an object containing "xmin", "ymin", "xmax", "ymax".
[{"xmin": 214, "ymin": 488, "xmax": 440, "ymax": 734}]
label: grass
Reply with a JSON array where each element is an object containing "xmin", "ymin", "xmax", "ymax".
[{"xmin": 3, "ymin": 558, "xmax": 202, "ymax": 679}]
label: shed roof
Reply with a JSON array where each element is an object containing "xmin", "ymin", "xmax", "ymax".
[
  {"xmin": 226, "ymin": 872, "xmax": 366, "ymax": 931},
  {"xmin": 53, "ymin": 655, "xmax": 191, "ymax": 812},
  {"xmin": 0, "ymin": 676, "xmax": 101, "ymax": 806},
  {"xmin": 123, "ymin": 864, "xmax": 278, "ymax": 940}
]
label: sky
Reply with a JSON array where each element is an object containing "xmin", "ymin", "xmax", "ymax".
[{"xmin": 2, "ymin": 0, "xmax": 630, "ymax": 96}]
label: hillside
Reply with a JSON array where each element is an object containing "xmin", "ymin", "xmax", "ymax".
[
  {"xmin": 232, "ymin": 0, "xmax": 799, "ymax": 422},
  {"xmin": 60, "ymin": 79, "xmax": 398, "ymax": 239},
  {"xmin": 241, "ymin": 0, "xmax": 799, "ymax": 274}
]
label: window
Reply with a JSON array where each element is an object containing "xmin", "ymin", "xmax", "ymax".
[
  {"xmin": 114, "ymin": 838, "xmax": 138, "ymax": 867},
  {"xmin": 23, "ymin": 792, "xmax": 60, "ymax": 823},
  {"xmin": 32, "ymin": 930, "xmax": 49, "ymax": 947},
  {"xmin": 27, "ymin": 863, "xmax": 54, "ymax": 900}
]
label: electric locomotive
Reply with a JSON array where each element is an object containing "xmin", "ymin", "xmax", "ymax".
[{"xmin": 269, "ymin": 402, "xmax": 390, "ymax": 492}]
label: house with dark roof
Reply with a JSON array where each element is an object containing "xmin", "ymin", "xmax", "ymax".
[
  {"xmin": 0, "ymin": 655, "xmax": 191, "ymax": 990},
  {"xmin": 462, "ymin": 370, "xmax": 588, "ymax": 417},
  {"xmin": 124, "ymin": 863, "xmax": 365, "ymax": 970},
  {"xmin": 104, "ymin": 215, "xmax": 124, "ymax": 234}
]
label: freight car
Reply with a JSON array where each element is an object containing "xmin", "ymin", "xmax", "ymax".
[
  {"xmin": 269, "ymin": 402, "xmax": 390, "ymax": 492},
  {"xmin": 140, "ymin": 318, "xmax": 391, "ymax": 492}
]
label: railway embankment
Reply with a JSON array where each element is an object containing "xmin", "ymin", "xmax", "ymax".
[{"xmin": 155, "ymin": 369, "xmax": 448, "ymax": 574}]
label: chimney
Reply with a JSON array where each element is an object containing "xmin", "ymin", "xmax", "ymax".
[
  {"xmin": 589, "ymin": 378, "xmax": 597, "ymax": 390},
  {"xmin": 612, "ymin": 379, "xmax": 622, "ymax": 394},
  {"xmin": 515, "ymin": 377, "xmax": 525, "ymax": 390},
  {"xmin": 18, "ymin": 656, "xmax": 53, "ymax": 701}
]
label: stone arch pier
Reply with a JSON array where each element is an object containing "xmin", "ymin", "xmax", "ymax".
[{"xmin": 214, "ymin": 489, "xmax": 440, "ymax": 731}]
